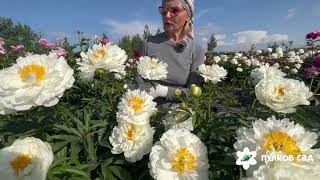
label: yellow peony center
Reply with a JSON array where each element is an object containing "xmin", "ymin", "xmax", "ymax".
[
  {"xmin": 93, "ymin": 49, "xmax": 106, "ymax": 59},
  {"xmin": 128, "ymin": 97, "xmax": 144, "ymax": 112},
  {"xmin": 273, "ymin": 86, "xmax": 285, "ymax": 96},
  {"xmin": 10, "ymin": 153, "xmax": 33, "ymax": 176},
  {"xmin": 149, "ymin": 59, "xmax": 159, "ymax": 69},
  {"xmin": 19, "ymin": 64, "xmax": 46, "ymax": 82},
  {"xmin": 126, "ymin": 126, "xmax": 136, "ymax": 141},
  {"xmin": 262, "ymin": 131, "xmax": 301, "ymax": 159},
  {"xmin": 171, "ymin": 148, "xmax": 196, "ymax": 174}
]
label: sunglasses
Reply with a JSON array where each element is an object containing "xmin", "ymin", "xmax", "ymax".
[{"xmin": 158, "ymin": 6, "xmax": 185, "ymax": 17}]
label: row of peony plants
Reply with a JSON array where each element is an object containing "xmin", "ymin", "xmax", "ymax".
[{"xmin": 0, "ymin": 31, "xmax": 319, "ymax": 180}]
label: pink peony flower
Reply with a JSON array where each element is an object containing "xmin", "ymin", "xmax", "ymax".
[
  {"xmin": 92, "ymin": 35, "xmax": 100, "ymax": 41},
  {"xmin": 306, "ymin": 31, "xmax": 320, "ymax": 40},
  {"xmin": 45, "ymin": 43, "xmax": 54, "ymax": 49},
  {"xmin": 24, "ymin": 52, "xmax": 33, "ymax": 57},
  {"xmin": 38, "ymin": 38, "xmax": 54, "ymax": 49},
  {"xmin": 0, "ymin": 47, "xmax": 5, "ymax": 55},
  {"xmin": 304, "ymin": 66, "xmax": 320, "ymax": 76},
  {"xmin": 38, "ymin": 37, "xmax": 49, "ymax": 46},
  {"xmin": 313, "ymin": 54, "xmax": 320, "ymax": 68},
  {"xmin": 54, "ymin": 48, "xmax": 66, "ymax": 57},
  {"xmin": 11, "ymin": 44, "xmax": 24, "ymax": 52},
  {"xmin": 102, "ymin": 38, "xmax": 110, "ymax": 45}
]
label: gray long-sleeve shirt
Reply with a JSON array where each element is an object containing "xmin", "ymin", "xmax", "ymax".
[{"xmin": 135, "ymin": 32, "xmax": 205, "ymax": 106}]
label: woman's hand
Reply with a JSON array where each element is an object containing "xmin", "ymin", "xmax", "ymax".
[{"xmin": 149, "ymin": 84, "xmax": 168, "ymax": 98}]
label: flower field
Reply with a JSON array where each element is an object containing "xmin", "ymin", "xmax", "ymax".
[{"xmin": 0, "ymin": 18, "xmax": 320, "ymax": 180}]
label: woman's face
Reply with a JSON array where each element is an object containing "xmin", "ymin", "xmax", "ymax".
[{"xmin": 160, "ymin": 1, "xmax": 190, "ymax": 34}]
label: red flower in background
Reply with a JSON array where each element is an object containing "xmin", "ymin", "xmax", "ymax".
[{"xmin": 133, "ymin": 50, "xmax": 141, "ymax": 59}]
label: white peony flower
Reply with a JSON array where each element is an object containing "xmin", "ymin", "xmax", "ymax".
[
  {"xmin": 244, "ymin": 60, "xmax": 252, "ymax": 66},
  {"xmin": 137, "ymin": 56, "xmax": 168, "ymax": 80},
  {"xmin": 275, "ymin": 47, "xmax": 283, "ymax": 54},
  {"xmin": 149, "ymin": 128, "xmax": 209, "ymax": 180},
  {"xmin": 198, "ymin": 64, "xmax": 227, "ymax": 84},
  {"xmin": 296, "ymin": 59, "xmax": 304, "ymax": 64},
  {"xmin": 267, "ymin": 48, "xmax": 273, "ymax": 53},
  {"xmin": 294, "ymin": 56, "xmax": 303, "ymax": 63},
  {"xmin": 298, "ymin": 49, "xmax": 305, "ymax": 54},
  {"xmin": 288, "ymin": 57, "xmax": 295, "ymax": 63},
  {"xmin": 308, "ymin": 51, "xmax": 314, "ymax": 56},
  {"xmin": 235, "ymin": 52, "xmax": 243, "ymax": 57},
  {"xmin": 287, "ymin": 51, "xmax": 296, "ymax": 57},
  {"xmin": 295, "ymin": 64, "xmax": 302, "ymax": 69},
  {"xmin": 0, "ymin": 137, "xmax": 53, "ymax": 180},
  {"xmin": 77, "ymin": 43, "xmax": 127, "ymax": 81},
  {"xmin": 163, "ymin": 107, "xmax": 195, "ymax": 131},
  {"xmin": 234, "ymin": 116, "xmax": 320, "ymax": 177},
  {"xmin": 250, "ymin": 63, "xmax": 286, "ymax": 84},
  {"xmin": 237, "ymin": 67, "xmax": 243, "ymax": 72},
  {"xmin": 255, "ymin": 77, "xmax": 313, "ymax": 113},
  {"xmin": 284, "ymin": 66, "xmax": 290, "ymax": 69},
  {"xmin": 291, "ymin": 68, "xmax": 298, "ymax": 74},
  {"xmin": 117, "ymin": 89, "xmax": 157, "ymax": 125},
  {"xmin": 252, "ymin": 60, "xmax": 260, "ymax": 66},
  {"xmin": 213, "ymin": 56, "xmax": 221, "ymax": 63},
  {"xmin": 109, "ymin": 122, "xmax": 155, "ymax": 162},
  {"xmin": 271, "ymin": 53, "xmax": 278, "ymax": 59},
  {"xmin": 257, "ymin": 50, "xmax": 262, "ymax": 54},
  {"xmin": 300, "ymin": 54, "xmax": 307, "ymax": 60},
  {"xmin": 221, "ymin": 55, "xmax": 228, "ymax": 62},
  {"xmin": 0, "ymin": 54, "xmax": 74, "ymax": 114},
  {"xmin": 231, "ymin": 58, "xmax": 238, "ymax": 65}
]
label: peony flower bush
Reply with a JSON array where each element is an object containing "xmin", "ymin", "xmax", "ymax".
[{"xmin": 0, "ymin": 53, "xmax": 75, "ymax": 114}]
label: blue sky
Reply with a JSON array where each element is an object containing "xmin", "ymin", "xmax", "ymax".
[{"xmin": 1, "ymin": 0, "xmax": 319, "ymax": 51}]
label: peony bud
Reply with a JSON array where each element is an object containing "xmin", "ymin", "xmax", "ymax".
[
  {"xmin": 175, "ymin": 88, "xmax": 182, "ymax": 97},
  {"xmin": 95, "ymin": 68, "xmax": 105, "ymax": 78},
  {"xmin": 191, "ymin": 84, "xmax": 202, "ymax": 97}
]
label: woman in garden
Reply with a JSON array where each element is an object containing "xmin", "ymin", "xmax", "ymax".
[{"xmin": 136, "ymin": 0, "xmax": 205, "ymax": 107}]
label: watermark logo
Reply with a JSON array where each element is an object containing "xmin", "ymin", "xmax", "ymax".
[
  {"xmin": 261, "ymin": 154, "xmax": 314, "ymax": 162},
  {"xmin": 236, "ymin": 147, "xmax": 314, "ymax": 170},
  {"xmin": 236, "ymin": 147, "xmax": 257, "ymax": 170}
]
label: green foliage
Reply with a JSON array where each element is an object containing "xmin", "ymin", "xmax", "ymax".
[
  {"xmin": 118, "ymin": 34, "xmax": 143, "ymax": 59},
  {"xmin": 143, "ymin": 25, "xmax": 152, "ymax": 40},
  {"xmin": 0, "ymin": 17, "xmax": 50, "ymax": 68},
  {"xmin": 207, "ymin": 33, "xmax": 217, "ymax": 53}
]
